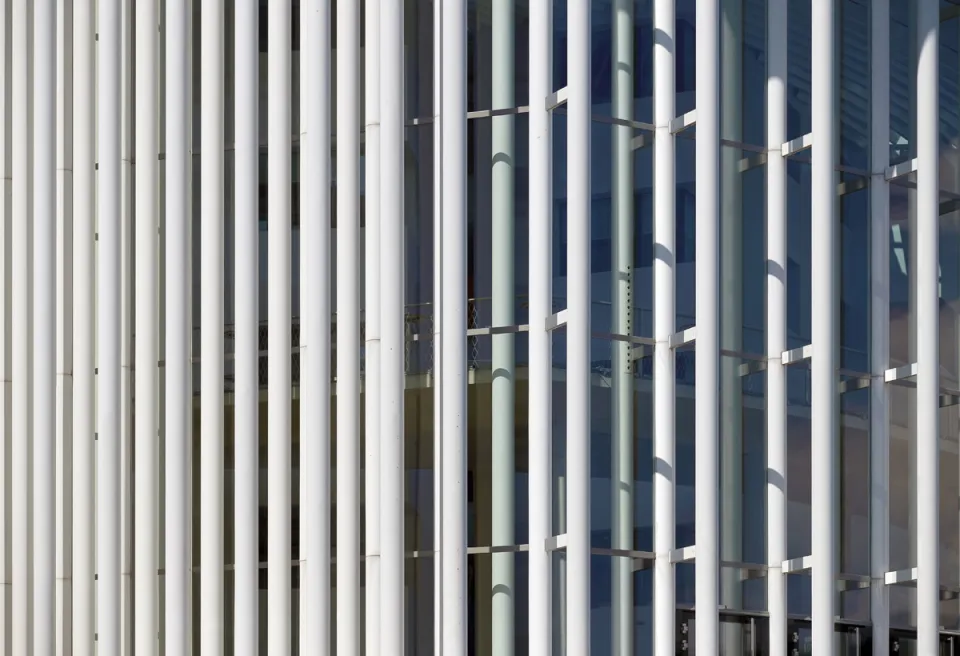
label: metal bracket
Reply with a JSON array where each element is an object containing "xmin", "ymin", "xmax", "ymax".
[
  {"xmin": 545, "ymin": 309, "xmax": 568, "ymax": 332},
  {"xmin": 884, "ymin": 362, "xmax": 917, "ymax": 383},
  {"xmin": 781, "ymin": 133, "xmax": 813, "ymax": 157},
  {"xmin": 781, "ymin": 344, "xmax": 812, "ymax": 365},
  {"xmin": 782, "ymin": 555, "xmax": 813, "ymax": 574},
  {"xmin": 546, "ymin": 534, "xmax": 568, "ymax": 552},
  {"xmin": 669, "ymin": 110, "xmax": 697, "ymax": 134},
  {"xmin": 739, "ymin": 360, "xmax": 768, "ymax": 377},
  {"xmin": 546, "ymin": 86, "xmax": 569, "ymax": 111},
  {"xmin": 885, "ymin": 158, "xmax": 917, "ymax": 181},
  {"xmin": 466, "ymin": 324, "xmax": 529, "ymax": 337},
  {"xmin": 838, "ymin": 376, "xmax": 871, "ymax": 394},
  {"xmin": 669, "ymin": 326, "xmax": 697, "ymax": 349},
  {"xmin": 670, "ymin": 545, "xmax": 697, "ymax": 563}
]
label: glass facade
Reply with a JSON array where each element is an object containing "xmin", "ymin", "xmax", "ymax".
[{"xmin": 7, "ymin": 0, "xmax": 960, "ymax": 654}]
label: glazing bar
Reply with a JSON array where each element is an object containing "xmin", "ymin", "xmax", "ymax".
[
  {"xmin": 267, "ymin": 0, "xmax": 292, "ymax": 650},
  {"xmin": 163, "ymin": 0, "xmax": 190, "ymax": 651},
  {"xmin": 527, "ymin": 0, "xmax": 552, "ymax": 650},
  {"xmin": 235, "ymin": 0, "xmax": 259, "ymax": 653},
  {"xmin": 811, "ymin": 0, "xmax": 838, "ymax": 649},
  {"xmin": 95, "ymin": 0, "xmax": 120, "ymax": 650},
  {"xmin": 695, "ymin": 0, "xmax": 720, "ymax": 650},
  {"xmin": 766, "ymin": 0, "xmax": 787, "ymax": 648},
  {"xmin": 915, "ymin": 0, "xmax": 940, "ymax": 652},
  {"xmin": 567, "ymin": 0, "xmax": 591, "ymax": 649}
]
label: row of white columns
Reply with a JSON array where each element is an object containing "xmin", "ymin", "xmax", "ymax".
[{"xmin": 0, "ymin": 1, "xmax": 948, "ymax": 655}]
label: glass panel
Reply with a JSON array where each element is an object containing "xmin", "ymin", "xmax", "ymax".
[
  {"xmin": 719, "ymin": 0, "xmax": 767, "ymax": 148},
  {"xmin": 467, "ymin": 552, "xmax": 530, "ymax": 653},
  {"xmin": 466, "ymin": 0, "xmax": 530, "ymax": 112}
]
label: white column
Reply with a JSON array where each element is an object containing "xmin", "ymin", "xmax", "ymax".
[
  {"xmin": 528, "ymin": 0, "xmax": 551, "ymax": 653},
  {"xmin": 54, "ymin": 1, "xmax": 73, "ymax": 650},
  {"xmin": 32, "ymin": 0, "xmax": 55, "ymax": 653},
  {"xmin": 810, "ymin": 0, "xmax": 837, "ymax": 649},
  {"xmin": 11, "ymin": 0, "xmax": 32, "ymax": 652},
  {"xmin": 267, "ymin": 0, "xmax": 292, "ymax": 650},
  {"xmin": 695, "ymin": 0, "xmax": 720, "ymax": 651},
  {"xmin": 134, "ymin": 0, "xmax": 159, "ymax": 652},
  {"xmin": 364, "ymin": 0, "xmax": 382, "ymax": 648},
  {"xmin": 96, "ymin": 0, "xmax": 122, "ymax": 651},
  {"xmin": 118, "ymin": 1, "xmax": 135, "ymax": 647},
  {"xmin": 200, "ymin": 0, "xmax": 225, "ymax": 651},
  {"xmin": 164, "ymin": 0, "xmax": 190, "ymax": 652},
  {"xmin": 868, "ymin": 1, "xmax": 890, "ymax": 653},
  {"xmin": 432, "ymin": 1, "xmax": 443, "ymax": 652},
  {"xmin": 765, "ymin": 0, "xmax": 787, "ymax": 650},
  {"xmin": 915, "ymin": 0, "xmax": 939, "ymax": 652},
  {"xmin": 336, "ymin": 0, "xmax": 361, "ymax": 649},
  {"xmin": 235, "ymin": 1, "xmax": 259, "ymax": 654},
  {"xmin": 0, "ymin": 0, "xmax": 10, "ymax": 649},
  {"xmin": 440, "ymin": 0, "xmax": 467, "ymax": 651},
  {"xmin": 379, "ymin": 0, "xmax": 405, "ymax": 648},
  {"xmin": 611, "ymin": 1, "xmax": 634, "ymax": 652},
  {"xmin": 653, "ymin": 0, "xmax": 675, "ymax": 647},
  {"xmin": 491, "ymin": 0, "xmax": 516, "ymax": 651},
  {"xmin": 567, "ymin": 0, "xmax": 591, "ymax": 650}
]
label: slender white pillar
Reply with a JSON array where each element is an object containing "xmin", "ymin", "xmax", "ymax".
[
  {"xmin": 567, "ymin": 0, "xmax": 591, "ymax": 650},
  {"xmin": 868, "ymin": 1, "xmax": 890, "ymax": 653},
  {"xmin": 53, "ymin": 1, "xmax": 73, "ymax": 650},
  {"xmin": 96, "ymin": 0, "xmax": 122, "ymax": 651},
  {"xmin": 336, "ymin": 0, "xmax": 361, "ymax": 649},
  {"xmin": 810, "ymin": 0, "xmax": 837, "ymax": 650},
  {"xmin": 915, "ymin": 1, "xmax": 939, "ymax": 652},
  {"xmin": 695, "ymin": 0, "xmax": 720, "ymax": 652},
  {"xmin": 610, "ymin": 0, "xmax": 634, "ymax": 651},
  {"xmin": 164, "ymin": 0, "xmax": 190, "ymax": 652},
  {"xmin": 652, "ymin": 0, "xmax": 675, "ymax": 648},
  {"xmin": 379, "ymin": 0, "xmax": 405, "ymax": 648},
  {"xmin": 235, "ymin": 1, "xmax": 259, "ymax": 654},
  {"xmin": 32, "ymin": 1, "xmax": 55, "ymax": 653},
  {"xmin": 11, "ymin": 0, "xmax": 33, "ymax": 652},
  {"xmin": 718, "ymin": 2, "xmax": 742, "ymax": 650},
  {"xmin": 134, "ymin": 0, "xmax": 159, "ymax": 652},
  {"xmin": 200, "ymin": 0, "xmax": 225, "ymax": 651},
  {"xmin": 766, "ymin": 0, "xmax": 787, "ymax": 650},
  {"xmin": 528, "ymin": 0, "xmax": 551, "ymax": 652},
  {"xmin": 0, "ymin": 0, "xmax": 12, "ymax": 652},
  {"xmin": 432, "ymin": 1, "xmax": 444, "ymax": 652},
  {"xmin": 267, "ymin": 0, "xmax": 292, "ymax": 650},
  {"xmin": 440, "ymin": 0, "xmax": 467, "ymax": 651},
  {"xmin": 491, "ymin": 0, "xmax": 516, "ymax": 651},
  {"xmin": 364, "ymin": 0, "xmax": 382, "ymax": 648}
]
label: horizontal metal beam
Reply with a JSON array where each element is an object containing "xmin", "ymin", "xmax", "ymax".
[
  {"xmin": 669, "ymin": 110, "xmax": 697, "ymax": 134},
  {"xmin": 546, "ymin": 86, "xmax": 568, "ymax": 111},
  {"xmin": 885, "ymin": 158, "xmax": 917, "ymax": 181},
  {"xmin": 781, "ymin": 133, "xmax": 813, "ymax": 157},
  {"xmin": 781, "ymin": 344, "xmax": 813, "ymax": 365}
]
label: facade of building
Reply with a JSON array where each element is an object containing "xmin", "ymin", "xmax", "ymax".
[{"xmin": 3, "ymin": 0, "xmax": 960, "ymax": 654}]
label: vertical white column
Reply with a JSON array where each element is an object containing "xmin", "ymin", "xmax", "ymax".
[
  {"xmin": 695, "ymin": 0, "xmax": 720, "ymax": 651},
  {"xmin": 200, "ymin": 0, "xmax": 225, "ymax": 651},
  {"xmin": 652, "ymin": 0, "xmax": 675, "ymax": 648},
  {"xmin": 118, "ymin": 1, "xmax": 135, "ymax": 646},
  {"xmin": 380, "ymin": 0, "xmax": 405, "ymax": 648},
  {"xmin": 267, "ymin": 0, "xmax": 292, "ymax": 650},
  {"xmin": 336, "ymin": 0, "xmax": 361, "ymax": 649},
  {"xmin": 235, "ymin": 1, "xmax": 259, "ymax": 654},
  {"xmin": 611, "ymin": 1, "xmax": 634, "ymax": 652},
  {"xmin": 528, "ymin": 0, "xmax": 551, "ymax": 653},
  {"xmin": 491, "ymin": 0, "xmax": 516, "ymax": 652},
  {"xmin": 96, "ymin": 0, "xmax": 122, "ymax": 651},
  {"xmin": 915, "ymin": 0, "xmax": 939, "ymax": 652},
  {"xmin": 810, "ymin": 0, "xmax": 837, "ymax": 650},
  {"xmin": 765, "ymin": 0, "xmax": 787, "ymax": 650},
  {"xmin": 164, "ymin": 0, "xmax": 190, "ymax": 652},
  {"xmin": 32, "ymin": 0, "xmax": 56, "ymax": 653},
  {"xmin": 567, "ymin": 0, "xmax": 591, "ymax": 650},
  {"xmin": 868, "ymin": 1, "xmax": 890, "ymax": 653},
  {"xmin": 11, "ymin": 0, "xmax": 32, "ymax": 652},
  {"xmin": 364, "ymin": 0, "xmax": 382, "ymax": 648},
  {"xmin": 0, "ymin": 0, "xmax": 9, "ymax": 649},
  {"xmin": 134, "ymin": 0, "xmax": 159, "ymax": 652},
  {"xmin": 440, "ymin": 0, "xmax": 467, "ymax": 651},
  {"xmin": 432, "ymin": 1, "xmax": 443, "ymax": 651},
  {"xmin": 54, "ymin": 1, "xmax": 73, "ymax": 650}
]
